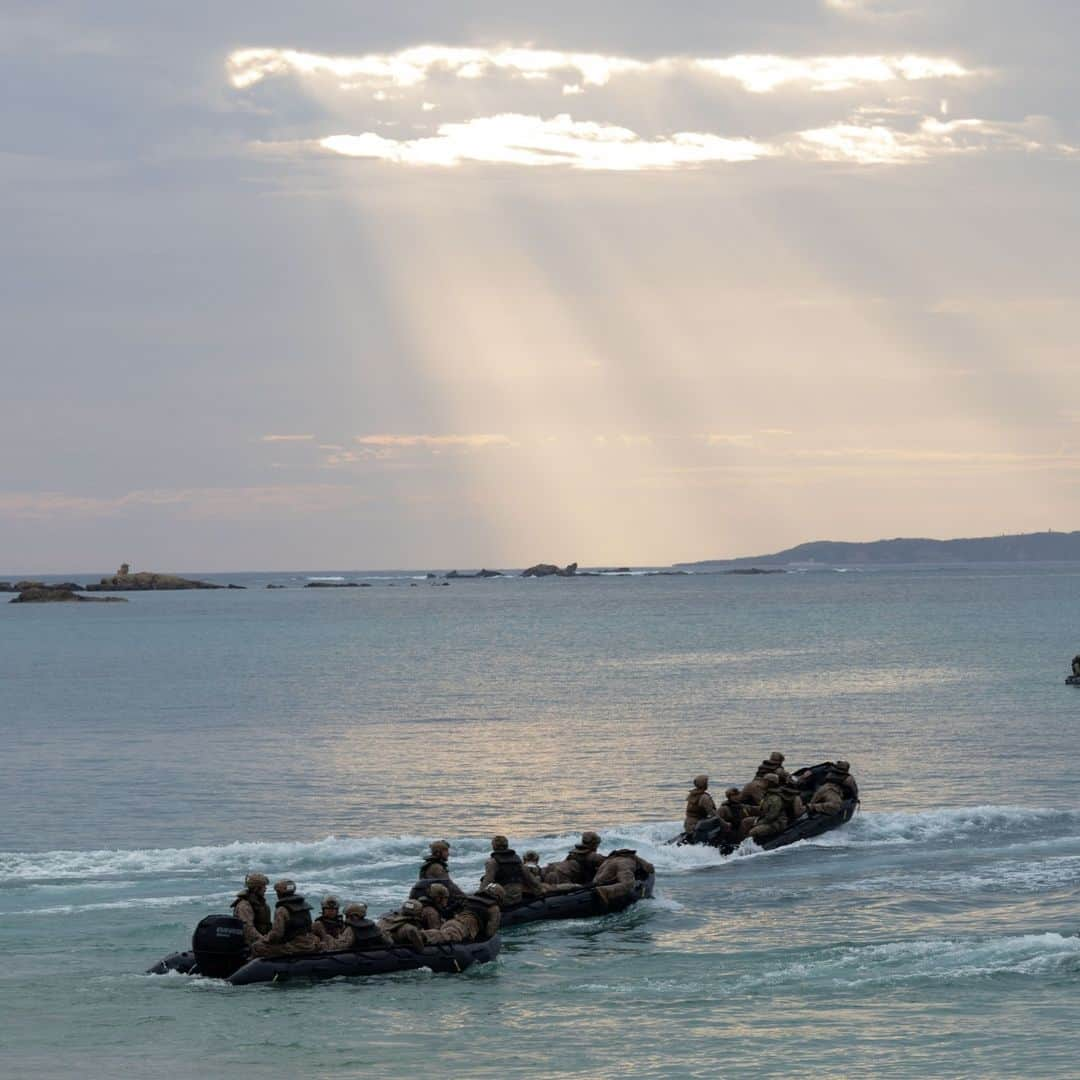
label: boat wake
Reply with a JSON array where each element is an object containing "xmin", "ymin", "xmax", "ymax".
[{"xmin": 3, "ymin": 806, "xmax": 1078, "ymax": 897}]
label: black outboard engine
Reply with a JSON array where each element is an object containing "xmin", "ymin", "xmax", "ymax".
[{"xmin": 191, "ymin": 914, "xmax": 248, "ymax": 979}]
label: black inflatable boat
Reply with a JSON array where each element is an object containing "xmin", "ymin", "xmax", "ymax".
[
  {"xmin": 501, "ymin": 874, "xmax": 654, "ymax": 926},
  {"xmin": 410, "ymin": 874, "xmax": 654, "ymax": 928},
  {"xmin": 147, "ymin": 915, "xmax": 500, "ymax": 985},
  {"xmin": 675, "ymin": 762, "xmax": 858, "ymax": 854},
  {"xmin": 1066, "ymin": 674, "xmax": 1080, "ymax": 685}
]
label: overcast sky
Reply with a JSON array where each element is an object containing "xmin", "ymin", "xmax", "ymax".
[{"xmin": 3, "ymin": 1, "xmax": 1078, "ymax": 571}]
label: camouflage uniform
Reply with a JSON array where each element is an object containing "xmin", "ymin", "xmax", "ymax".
[
  {"xmin": 377, "ymin": 901, "xmax": 426, "ymax": 949},
  {"xmin": 230, "ymin": 886, "xmax": 272, "ymax": 945},
  {"xmin": 327, "ymin": 905, "xmax": 394, "ymax": 952},
  {"xmin": 421, "ymin": 893, "xmax": 501, "ymax": 945},
  {"xmin": 778, "ymin": 783, "xmax": 806, "ymax": 821},
  {"xmin": 592, "ymin": 849, "xmax": 655, "ymax": 905},
  {"xmin": 748, "ymin": 779, "xmax": 788, "ymax": 841},
  {"xmin": 711, "ymin": 789, "xmax": 746, "ymax": 842},
  {"xmin": 809, "ymin": 780, "xmax": 845, "ymax": 816},
  {"xmin": 522, "ymin": 853, "xmax": 547, "ymax": 897},
  {"xmin": 480, "ymin": 837, "xmax": 527, "ymax": 905},
  {"xmin": 418, "ymin": 842, "xmax": 466, "ymax": 898},
  {"xmin": 311, "ymin": 896, "xmax": 344, "ymax": 942},
  {"xmin": 833, "ymin": 761, "xmax": 859, "ymax": 800},
  {"xmin": 250, "ymin": 891, "xmax": 321, "ymax": 957},
  {"xmin": 418, "ymin": 885, "xmax": 455, "ymax": 929},
  {"xmin": 684, "ymin": 775, "xmax": 717, "ymax": 834},
  {"xmin": 543, "ymin": 833, "xmax": 607, "ymax": 886},
  {"xmin": 765, "ymin": 752, "xmax": 792, "ymax": 784}
]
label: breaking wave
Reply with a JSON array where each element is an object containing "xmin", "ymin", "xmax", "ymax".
[{"xmin": 3, "ymin": 806, "xmax": 1078, "ymax": 888}]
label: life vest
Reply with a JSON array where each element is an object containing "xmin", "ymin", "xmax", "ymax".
[
  {"xmin": 720, "ymin": 801, "xmax": 744, "ymax": 827},
  {"xmin": 380, "ymin": 911, "xmax": 422, "ymax": 932},
  {"xmin": 314, "ymin": 913, "xmax": 344, "ymax": 935},
  {"xmin": 490, "ymin": 849, "xmax": 525, "ymax": 886},
  {"xmin": 419, "ymin": 857, "xmax": 448, "ymax": 879},
  {"xmin": 343, "ymin": 917, "xmax": 389, "ymax": 952},
  {"xmin": 275, "ymin": 895, "xmax": 313, "ymax": 941},
  {"xmin": 685, "ymin": 790, "xmax": 712, "ymax": 821},
  {"xmin": 603, "ymin": 849, "xmax": 653, "ymax": 881},
  {"xmin": 565, "ymin": 847, "xmax": 598, "ymax": 882},
  {"xmin": 230, "ymin": 891, "xmax": 272, "ymax": 934}
]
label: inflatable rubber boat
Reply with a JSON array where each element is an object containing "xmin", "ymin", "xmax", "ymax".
[
  {"xmin": 410, "ymin": 874, "xmax": 654, "ymax": 928},
  {"xmin": 147, "ymin": 915, "xmax": 500, "ymax": 984},
  {"xmin": 1066, "ymin": 674, "xmax": 1080, "ymax": 685},
  {"xmin": 675, "ymin": 762, "xmax": 858, "ymax": 854},
  {"xmin": 501, "ymin": 874, "xmax": 654, "ymax": 926}
]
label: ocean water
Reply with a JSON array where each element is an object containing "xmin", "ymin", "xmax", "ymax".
[{"xmin": 2, "ymin": 567, "xmax": 1079, "ymax": 1078}]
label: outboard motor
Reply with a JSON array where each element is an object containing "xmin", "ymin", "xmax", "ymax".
[{"xmin": 191, "ymin": 914, "xmax": 248, "ymax": 979}]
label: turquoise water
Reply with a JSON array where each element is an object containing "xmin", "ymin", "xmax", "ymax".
[{"xmin": 2, "ymin": 568, "xmax": 1079, "ymax": 1077}]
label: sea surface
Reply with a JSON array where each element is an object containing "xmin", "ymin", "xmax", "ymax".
[{"xmin": 2, "ymin": 566, "xmax": 1078, "ymax": 1078}]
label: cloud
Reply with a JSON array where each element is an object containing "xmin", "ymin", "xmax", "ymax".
[
  {"xmin": 284, "ymin": 110, "xmax": 1076, "ymax": 172},
  {"xmin": 261, "ymin": 433, "xmax": 315, "ymax": 442},
  {"xmin": 228, "ymin": 46, "xmax": 648, "ymax": 92},
  {"xmin": 228, "ymin": 45, "xmax": 971, "ymax": 96},
  {"xmin": 694, "ymin": 54, "xmax": 969, "ymax": 94},
  {"xmin": 321, "ymin": 114, "xmax": 770, "ymax": 171},
  {"xmin": 797, "ymin": 114, "xmax": 1076, "ymax": 163},
  {"xmin": 353, "ymin": 433, "xmax": 513, "ymax": 448}
]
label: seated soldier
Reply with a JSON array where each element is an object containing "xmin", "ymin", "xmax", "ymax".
[
  {"xmin": 543, "ymin": 831, "xmax": 606, "ymax": 886},
  {"xmin": 808, "ymin": 772, "xmax": 846, "ymax": 816},
  {"xmin": 250, "ymin": 879, "xmax": 321, "ymax": 957},
  {"xmin": 748, "ymin": 774, "xmax": 788, "ymax": 842},
  {"xmin": 522, "ymin": 851, "xmax": 546, "ymax": 897},
  {"xmin": 480, "ymin": 835, "xmax": 527, "ymax": 905},
  {"xmin": 713, "ymin": 787, "xmax": 747, "ymax": 842},
  {"xmin": 325, "ymin": 902, "xmax": 393, "ymax": 952},
  {"xmin": 417, "ymin": 882, "xmax": 457, "ymax": 929},
  {"xmin": 765, "ymin": 751, "xmax": 791, "ymax": 784},
  {"xmin": 311, "ymin": 895, "xmax": 345, "ymax": 942},
  {"xmin": 592, "ymin": 849, "xmax": 655, "ymax": 905},
  {"xmin": 421, "ymin": 884, "xmax": 503, "ymax": 945},
  {"xmin": 230, "ymin": 872, "xmax": 271, "ymax": 944},
  {"xmin": 1073, "ymin": 654, "xmax": 1080, "ymax": 677},
  {"xmin": 741, "ymin": 752, "xmax": 790, "ymax": 805},
  {"xmin": 376, "ymin": 898, "xmax": 426, "ymax": 949},
  {"xmin": 832, "ymin": 760, "xmax": 859, "ymax": 800},
  {"xmin": 684, "ymin": 774, "xmax": 717, "ymax": 835},
  {"xmin": 778, "ymin": 779, "xmax": 806, "ymax": 822},
  {"xmin": 418, "ymin": 840, "xmax": 466, "ymax": 898}
]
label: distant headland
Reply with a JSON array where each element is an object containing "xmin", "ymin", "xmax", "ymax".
[{"xmin": 674, "ymin": 530, "xmax": 1080, "ymax": 570}]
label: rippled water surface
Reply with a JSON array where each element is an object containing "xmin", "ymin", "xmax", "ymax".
[{"xmin": 2, "ymin": 567, "xmax": 1079, "ymax": 1078}]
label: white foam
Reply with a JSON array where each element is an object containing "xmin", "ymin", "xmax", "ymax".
[
  {"xmin": 9, "ymin": 891, "xmax": 232, "ymax": 916},
  {"xmin": 4, "ymin": 807, "xmax": 1076, "ymax": 886}
]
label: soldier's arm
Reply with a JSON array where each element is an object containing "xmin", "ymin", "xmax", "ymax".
[{"xmin": 263, "ymin": 908, "xmax": 287, "ymax": 943}]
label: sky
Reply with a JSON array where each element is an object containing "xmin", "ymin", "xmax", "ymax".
[{"xmin": 2, "ymin": 0, "xmax": 1078, "ymax": 572}]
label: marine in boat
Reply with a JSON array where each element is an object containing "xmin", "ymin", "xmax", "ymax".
[
  {"xmin": 147, "ymin": 913, "xmax": 500, "ymax": 984},
  {"xmin": 674, "ymin": 761, "xmax": 859, "ymax": 853}
]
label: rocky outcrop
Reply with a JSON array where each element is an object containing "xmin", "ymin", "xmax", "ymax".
[
  {"xmin": 522, "ymin": 562, "xmax": 578, "ymax": 578},
  {"xmin": 11, "ymin": 587, "xmax": 127, "ymax": 604},
  {"xmin": 85, "ymin": 572, "xmax": 228, "ymax": 591},
  {"xmin": 5, "ymin": 581, "xmax": 84, "ymax": 593},
  {"xmin": 304, "ymin": 581, "xmax": 371, "ymax": 588},
  {"xmin": 726, "ymin": 567, "xmax": 785, "ymax": 575}
]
